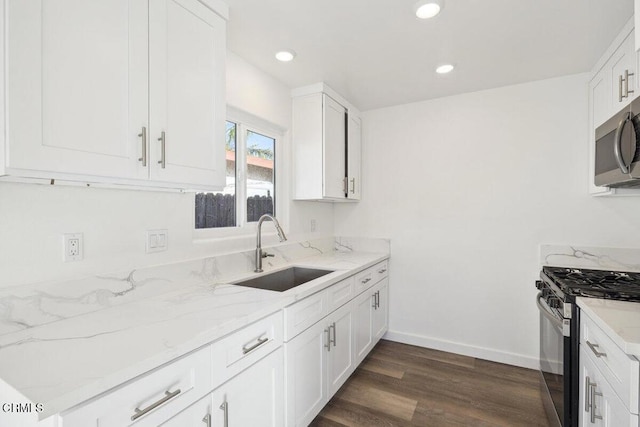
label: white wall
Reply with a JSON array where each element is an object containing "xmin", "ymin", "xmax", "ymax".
[
  {"xmin": 334, "ymin": 73, "xmax": 640, "ymax": 368},
  {"xmin": 0, "ymin": 51, "xmax": 334, "ymax": 289}
]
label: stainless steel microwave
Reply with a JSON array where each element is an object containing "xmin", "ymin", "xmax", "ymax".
[{"xmin": 595, "ymin": 100, "xmax": 640, "ymax": 188}]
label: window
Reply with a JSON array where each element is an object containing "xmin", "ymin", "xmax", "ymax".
[{"xmin": 195, "ymin": 118, "xmax": 278, "ymax": 230}]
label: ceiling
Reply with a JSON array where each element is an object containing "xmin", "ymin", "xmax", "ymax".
[{"xmin": 225, "ymin": 0, "xmax": 634, "ymax": 111}]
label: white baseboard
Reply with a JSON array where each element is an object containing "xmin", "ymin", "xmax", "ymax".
[{"xmin": 383, "ymin": 330, "xmax": 539, "ymax": 370}]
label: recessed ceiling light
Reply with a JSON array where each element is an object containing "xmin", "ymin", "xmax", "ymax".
[
  {"xmin": 275, "ymin": 50, "xmax": 296, "ymax": 62},
  {"xmin": 414, "ymin": 0, "xmax": 444, "ymax": 19},
  {"xmin": 436, "ymin": 64, "xmax": 454, "ymax": 74}
]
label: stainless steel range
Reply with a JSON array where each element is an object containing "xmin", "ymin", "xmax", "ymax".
[{"xmin": 536, "ymin": 266, "xmax": 640, "ymax": 427}]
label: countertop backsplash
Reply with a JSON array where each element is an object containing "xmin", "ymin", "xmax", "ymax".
[
  {"xmin": 540, "ymin": 244, "xmax": 640, "ymax": 272},
  {"xmin": 0, "ymin": 236, "xmax": 389, "ymax": 337}
]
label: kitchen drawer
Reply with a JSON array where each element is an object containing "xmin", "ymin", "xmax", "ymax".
[
  {"xmin": 284, "ymin": 290, "xmax": 328, "ymax": 341},
  {"xmin": 581, "ymin": 312, "xmax": 640, "ymax": 414},
  {"xmin": 211, "ymin": 311, "xmax": 283, "ymax": 388},
  {"xmin": 373, "ymin": 260, "xmax": 389, "ymax": 283},
  {"xmin": 326, "ymin": 277, "xmax": 355, "ymax": 313},
  {"xmin": 354, "ymin": 267, "xmax": 375, "ymax": 294},
  {"xmin": 60, "ymin": 346, "xmax": 212, "ymax": 427}
]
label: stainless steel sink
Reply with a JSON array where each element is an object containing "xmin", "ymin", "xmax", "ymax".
[{"xmin": 232, "ymin": 267, "xmax": 334, "ymax": 292}]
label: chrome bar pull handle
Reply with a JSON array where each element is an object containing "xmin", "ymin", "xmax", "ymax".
[
  {"xmin": 343, "ymin": 177, "xmax": 348, "ymax": 194},
  {"xmin": 202, "ymin": 413, "xmax": 212, "ymax": 427},
  {"xmin": 619, "ymin": 74, "xmax": 624, "ymax": 102},
  {"xmin": 625, "ymin": 69, "xmax": 635, "ymax": 98},
  {"xmin": 138, "ymin": 126, "xmax": 147, "ymax": 166},
  {"xmin": 330, "ymin": 322, "xmax": 337, "ymax": 347},
  {"xmin": 242, "ymin": 336, "xmax": 269, "ymax": 355},
  {"xmin": 158, "ymin": 131, "xmax": 166, "ymax": 168},
  {"xmin": 585, "ymin": 376, "xmax": 591, "ymax": 412},
  {"xmin": 378, "ymin": 268, "xmax": 387, "ymax": 274},
  {"xmin": 219, "ymin": 400, "xmax": 228, "ymax": 427},
  {"xmin": 589, "ymin": 382, "xmax": 603, "ymax": 423},
  {"xmin": 586, "ymin": 341, "xmax": 607, "ymax": 358},
  {"xmin": 372, "ymin": 293, "xmax": 377, "ymax": 308},
  {"xmin": 350, "ymin": 178, "xmax": 356, "ymax": 193},
  {"xmin": 131, "ymin": 389, "xmax": 181, "ymax": 421},
  {"xmin": 376, "ymin": 290, "xmax": 381, "ymax": 309},
  {"xmin": 325, "ymin": 327, "xmax": 331, "ymax": 352}
]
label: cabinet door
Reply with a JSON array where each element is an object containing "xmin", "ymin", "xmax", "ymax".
[
  {"xmin": 210, "ymin": 348, "xmax": 284, "ymax": 427},
  {"xmin": 588, "ymin": 68, "xmax": 614, "ymax": 196},
  {"xmin": 353, "ymin": 288, "xmax": 374, "ymax": 365},
  {"xmin": 160, "ymin": 394, "xmax": 213, "ymax": 427},
  {"xmin": 323, "ymin": 94, "xmax": 347, "ymax": 199},
  {"xmin": 347, "ymin": 114, "xmax": 362, "ymax": 200},
  {"xmin": 7, "ymin": 0, "xmax": 148, "ymax": 179},
  {"xmin": 372, "ymin": 279, "xmax": 389, "ymax": 341},
  {"xmin": 285, "ymin": 320, "xmax": 328, "ymax": 427},
  {"xmin": 579, "ymin": 347, "xmax": 638, "ymax": 427},
  {"xmin": 609, "ymin": 32, "xmax": 636, "ymax": 112},
  {"xmin": 149, "ymin": 0, "xmax": 226, "ymax": 188},
  {"xmin": 327, "ymin": 302, "xmax": 355, "ymax": 396}
]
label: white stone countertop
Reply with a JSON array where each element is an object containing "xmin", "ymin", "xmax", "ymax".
[
  {"xmin": 0, "ymin": 250, "xmax": 389, "ymax": 419},
  {"xmin": 577, "ymin": 297, "xmax": 640, "ymax": 358}
]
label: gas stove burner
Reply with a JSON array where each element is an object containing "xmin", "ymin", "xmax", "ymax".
[{"xmin": 542, "ymin": 266, "xmax": 640, "ymax": 302}]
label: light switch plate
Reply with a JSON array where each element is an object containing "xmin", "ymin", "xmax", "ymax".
[{"xmin": 146, "ymin": 229, "xmax": 168, "ymax": 253}]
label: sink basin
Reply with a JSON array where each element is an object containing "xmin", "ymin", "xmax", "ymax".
[{"xmin": 232, "ymin": 267, "xmax": 334, "ymax": 292}]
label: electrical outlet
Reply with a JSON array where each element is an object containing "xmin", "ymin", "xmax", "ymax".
[
  {"xmin": 146, "ymin": 229, "xmax": 168, "ymax": 253},
  {"xmin": 310, "ymin": 219, "xmax": 317, "ymax": 232},
  {"xmin": 63, "ymin": 233, "xmax": 83, "ymax": 262}
]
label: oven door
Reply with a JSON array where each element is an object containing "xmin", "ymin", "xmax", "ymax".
[{"xmin": 537, "ymin": 293, "xmax": 571, "ymax": 427}]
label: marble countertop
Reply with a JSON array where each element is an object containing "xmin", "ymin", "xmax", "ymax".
[
  {"xmin": 577, "ymin": 297, "xmax": 640, "ymax": 357},
  {"xmin": 0, "ymin": 247, "xmax": 389, "ymax": 419}
]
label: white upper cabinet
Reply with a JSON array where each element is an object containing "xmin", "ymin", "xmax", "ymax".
[
  {"xmin": 148, "ymin": 0, "xmax": 226, "ymax": 187},
  {"xmin": 323, "ymin": 95, "xmax": 348, "ymax": 198},
  {"xmin": 347, "ymin": 114, "xmax": 362, "ymax": 200},
  {"xmin": 588, "ymin": 17, "xmax": 640, "ymax": 196},
  {"xmin": 4, "ymin": 0, "xmax": 227, "ymax": 190},
  {"xmin": 7, "ymin": 0, "xmax": 149, "ymax": 180},
  {"xmin": 292, "ymin": 83, "xmax": 362, "ymax": 202},
  {"xmin": 609, "ymin": 32, "xmax": 636, "ymax": 112}
]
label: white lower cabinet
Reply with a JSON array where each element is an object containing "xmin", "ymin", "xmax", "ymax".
[
  {"xmin": 353, "ymin": 286, "xmax": 374, "ymax": 364},
  {"xmin": 285, "ymin": 260, "xmax": 389, "ymax": 427},
  {"xmin": 285, "ymin": 302, "xmax": 354, "ymax": 427},
  {"xmin": 285, "ymin": 318, "xmax": 329, "ymax": 427},
  {"xmin": 353, "ymin": 278, "xmax": 388, "ymax": 365},
  {"xmin": 372, "ymin": 279, "xmax": 389, "ymax": 341},
  {"xmin": 53, "ymin": 260, "xmax": 389, "ymax": 427},
  {"xmin": 579, "ymin": 347, "xmax": 638, "ymax": 426},
  {"xmin": 326, "ymin": 303, "xmax": 355, "ymax": 396},
  {"xmin": 163, "ymin": 348, "xmax": 284, "ymax": 427},
  {"xmin": 579, "ymin": 309, "xmax": 640, "ymax": 426},
  {"xmin": 59, "ymin": 346, "xmax": 213, "ymax": 427}
]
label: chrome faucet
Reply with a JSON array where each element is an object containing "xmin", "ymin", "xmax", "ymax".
[{"xmin": 255, "ymin": 214, "xmax": 287, "ymax": 273}]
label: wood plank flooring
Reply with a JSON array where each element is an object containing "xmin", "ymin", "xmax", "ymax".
[{"xmin": 310, "ymin": 340, "xmax": 550, "ymax": 427}]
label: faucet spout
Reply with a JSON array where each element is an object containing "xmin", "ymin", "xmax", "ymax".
[{"xmin": 255, "ymin": 214, "xmax": 287, "ymax": 273}]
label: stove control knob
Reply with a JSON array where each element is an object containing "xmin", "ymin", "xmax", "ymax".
[
  {"xmin": 548, "ymin": 298, "xmax": 561, "ymax": 309},
  {"xmin": 535, "ymin": 281, "xmax": 544, "ymax": 290}
]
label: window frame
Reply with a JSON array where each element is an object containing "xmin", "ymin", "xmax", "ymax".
[{"xmin": 193, "ymin": 107, "xmax": 285, "ymax": 239}]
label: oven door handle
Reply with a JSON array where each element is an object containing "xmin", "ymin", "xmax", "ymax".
[{"xmin": 536, "ymin": 293, "xmax": 568, "ymax": 336}]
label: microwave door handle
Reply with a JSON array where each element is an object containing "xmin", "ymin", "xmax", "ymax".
[{"xmin": 614, "ymin": 112, "xmax": 632, "ymax": 174}]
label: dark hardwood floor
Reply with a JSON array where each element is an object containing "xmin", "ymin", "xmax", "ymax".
[{"xmin": 310, "ymin": 340, "xmax": 550, "ymax": 427}]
